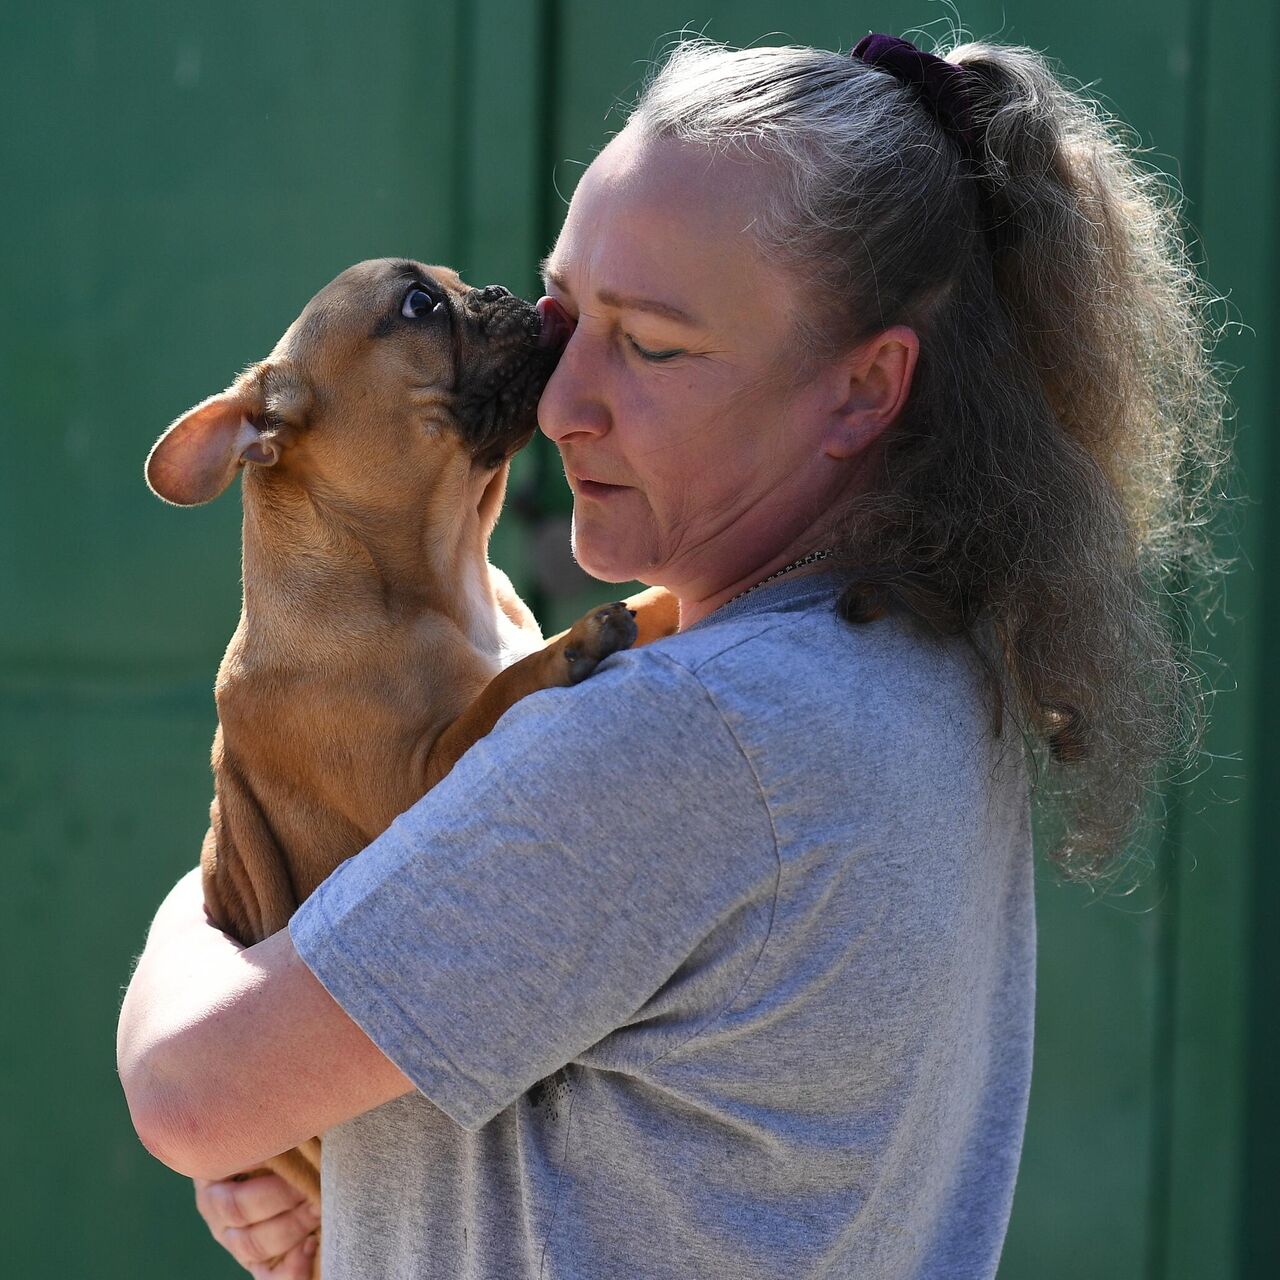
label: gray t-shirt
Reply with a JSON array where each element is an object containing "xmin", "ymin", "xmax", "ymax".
[{"xmin": 290, "ymin": 572, "xmax": 1034, "ymax": 1279}]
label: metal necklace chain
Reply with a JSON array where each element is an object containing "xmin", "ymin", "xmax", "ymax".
[{"xmin": 724, "ymin": 548, "xmax": 835, "ymax": 608}]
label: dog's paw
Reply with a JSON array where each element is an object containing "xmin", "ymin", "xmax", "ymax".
[{"xmin": 561, "ymin": 602, "xmax": 638, "ymax": 684}]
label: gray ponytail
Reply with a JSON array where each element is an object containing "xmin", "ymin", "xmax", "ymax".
[{"xmin": 631, "ymin": 37, "xmax": 1230, "ymax": 879}]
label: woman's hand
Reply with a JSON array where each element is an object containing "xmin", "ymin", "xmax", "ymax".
[{"xmin": 194, "ymin": 1170, "xmax": 320, "ymax": 1277}]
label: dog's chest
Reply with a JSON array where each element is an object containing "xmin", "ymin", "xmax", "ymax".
[{"xmin": 459, "ymin": 563, "xmax": 540, "ymax": 670}]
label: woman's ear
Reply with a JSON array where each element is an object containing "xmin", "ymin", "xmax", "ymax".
[{"xmin": 821, "ymin": 325, "xmax": 919, "ymax": 459}]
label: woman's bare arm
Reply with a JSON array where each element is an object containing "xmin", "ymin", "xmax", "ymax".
[{"xmin": 117, "ymin": 867, "xmax": 414, "ymax": 1180}]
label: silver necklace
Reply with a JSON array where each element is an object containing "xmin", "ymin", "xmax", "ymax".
[{"xmin": 724, "ymin": 549, "xmax": 834, "ymax": 608}]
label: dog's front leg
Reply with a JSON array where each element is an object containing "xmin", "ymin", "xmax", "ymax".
[
  {"xmin": 616, "ymin": 585, "xmax": 680, "ymax": 645},
  {"xmin": 422, "ymin": 601, "xmax": 640, "ymax": 788}
]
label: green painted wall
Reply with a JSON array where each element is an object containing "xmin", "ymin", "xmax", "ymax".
[{"xmin": 2, "ymin": 2, "xmax": 1272, "ymax": 1276}]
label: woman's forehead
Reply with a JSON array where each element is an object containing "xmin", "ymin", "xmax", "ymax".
[
  {"xmin": 547, "ymin": 131, "xmax": 793, "ymax": 323},
  {"xmin": 574, "ymin": 129, "xmax": 768, "ymax": 238}
]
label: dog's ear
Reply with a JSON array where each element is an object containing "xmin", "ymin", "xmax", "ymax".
[{"xmin": 146, "ymin": 389, "xmax": 280, "ymax": 506}]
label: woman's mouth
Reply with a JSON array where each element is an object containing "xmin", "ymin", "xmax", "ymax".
[{"xmin": 570, "ymin": 472, "xmax": 629, "ymax": 500}]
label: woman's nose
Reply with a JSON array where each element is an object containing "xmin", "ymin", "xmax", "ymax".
[{"xmin": 536, "ymin": 297, "xmax": 610, "ymax": 444}]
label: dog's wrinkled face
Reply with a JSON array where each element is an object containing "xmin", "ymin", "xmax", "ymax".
[
  {"xmin": 289, "ymin": 258, "xmax": 555, "ymax": 469},
  {"xmin": 145, "ymin": 258, "xmax": 561, "ymax": 508}
]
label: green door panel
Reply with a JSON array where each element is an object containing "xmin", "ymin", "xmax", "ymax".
[
  {"xmin": 1, "ymin": 1, "xmax": 463, "ymax": 673},
  {"xmin": 1, "ymin": 1, "xmax": 1272, "ymax": 1275},
  {"xmin": 1163, "ymin": 2, "xmax": 1277, "ymax": 1276},
  {"xmin": 2, "ymin": 688, "xmax": 230, "ymax": 1276}
]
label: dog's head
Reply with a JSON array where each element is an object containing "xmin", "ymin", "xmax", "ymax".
[{"xmin": 145, "ymin": 258, "xmax": 562, "ymax": 508}]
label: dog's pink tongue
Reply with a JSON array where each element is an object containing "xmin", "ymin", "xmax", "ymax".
[{"xmin": 536, "ymin": 296, "xmax": 572, "ymax": 352}]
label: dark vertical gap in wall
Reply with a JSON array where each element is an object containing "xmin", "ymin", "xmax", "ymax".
[
  {"xmin": 1144, "ymin": 757, "xmax": 1183, "ymax": 1280},
  {"xmin": 535, "ymin": 0, "xmax": 563, "ymax": 255},
  {"xmin": 452, "ymin": 0, "xmax": 475, "ymax": 267},
  {"xmin": 525, "ymin": 0, "xmax": 562, "ymax": 627},
  {"xmin": 1144, "ymin": 5, "xmax": 1210, "ymax": 1278},
  {"xmin": 1242, "ymin": 3, "xmax": 1280, "ymax": 1270}
]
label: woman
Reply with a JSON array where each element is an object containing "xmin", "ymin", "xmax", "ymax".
[{"xmin": 118, "ymin": 33, "xmax": 1225, "ymax": 1279}]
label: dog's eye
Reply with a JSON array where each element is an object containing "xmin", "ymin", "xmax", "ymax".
[{"xmin": 401, "ymin": 287, "xmax": 442, "ymax": 320}]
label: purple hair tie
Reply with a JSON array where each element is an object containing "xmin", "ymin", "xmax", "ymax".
[{"xmin": 852, "ymin": 33, "xmax": 983, "ymax": 167}]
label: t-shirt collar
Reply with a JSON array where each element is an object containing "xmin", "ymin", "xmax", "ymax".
[{"xmin": 686, "ymin": 568, "xmax": 843, "ymax": 632}]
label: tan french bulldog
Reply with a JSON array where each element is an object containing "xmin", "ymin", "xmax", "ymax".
[{"xmin": 144, "ymin": 259, "xmax": 678, "ymax": 1230}]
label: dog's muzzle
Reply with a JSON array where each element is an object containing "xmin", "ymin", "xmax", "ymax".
[{"xmin": 454, "ymin": 288, "xmax": 567, "ymax": 469}]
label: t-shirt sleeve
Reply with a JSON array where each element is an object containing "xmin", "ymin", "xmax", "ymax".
[{"xmin": 289, "ymin": 647, "xmax": 778, "ymax": 1131}]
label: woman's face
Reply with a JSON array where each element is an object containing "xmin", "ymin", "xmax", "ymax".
[{"xmin": 538, "ymin": 128, "xmax": 856, "ymax": 594}]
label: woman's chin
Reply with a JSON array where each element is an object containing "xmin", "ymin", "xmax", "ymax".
[
  {"xmin": 570, "ymin": 527, "xmax": 652, "ymax": 586},
  {"xmin": 571, "ymin": 548, "xmax": 638, "ymax": 585}
]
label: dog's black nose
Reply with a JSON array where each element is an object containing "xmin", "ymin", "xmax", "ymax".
[{"xmin": 478, "ymin": 284, "xmax": 512, "ymax": 301}]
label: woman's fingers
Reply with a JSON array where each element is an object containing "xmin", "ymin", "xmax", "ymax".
[
  {"xmin": 247, "ymin": 1234, "xmax": 318, "ymax": 1279},
  {"xmin": 195, "ymin": 1171, "xmax": 308, "ymax": 1232},
  {"xmin": 194, "ymin": 1172, "xmax": 319, "ymax": 1272},
  {"xmin": 220, "ymin": 1201, "xmax": 321, "ymax": 1267}
]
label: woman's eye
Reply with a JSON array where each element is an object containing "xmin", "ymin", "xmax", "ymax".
[
  {"xmin": 626, "ymin": 335, "xmax": 684, "ymax": 362},
  {"xmin": 402, "ymin": 286, "xmax": 442, "ymax": 319}
]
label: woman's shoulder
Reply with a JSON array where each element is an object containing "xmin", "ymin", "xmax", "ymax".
[
  {"xmin": 656, "ymin": 594, "xmax": 990, "ymax": 716},
  {"xmin": 645, "ymin": 597, "xmax": 1013, "ymax": 791},
  {"xmin": 493, "ymin": 590, "xmax": 1001, "ymax": 784}
]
